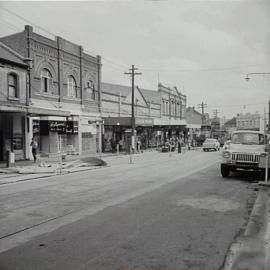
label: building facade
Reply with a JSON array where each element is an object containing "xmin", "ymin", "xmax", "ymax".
[
  {"xmin": 0, "ymin": 42, "xmax": 29, "ymax": 161},
  {"xmin": 158, "ymin": 83, "xmax": 187, "ymax": 141},
  {"xmin": 0, "ymin": 25, "xmax": 102, "ymax": 158},
  {"xmin": 224, "ymin": 117, "xmax": 237, "ymax": 138},
  {"xmin": 185, "ymin": 107, "xmax": 202, "ymax": 142},
  {"xmin": 236, "ymin": 113, "xmax": 260, "ymax": 131},
  {"xmin": 101, "ymin": 82, "xmax": 187, "ymax": 152}
]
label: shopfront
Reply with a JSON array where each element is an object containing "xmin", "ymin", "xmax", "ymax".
[
  {"xmin": 29, "ymin": 116, "xmax": 79, "ymax": 157},
  {"xmin": 0, "ymin": 112, "xmax": 26, "ymax": 161}
]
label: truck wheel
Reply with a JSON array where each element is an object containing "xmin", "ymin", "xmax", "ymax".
[{"xmin": 221, "ymin": 164, "xmax": 230, "ymax": 177}]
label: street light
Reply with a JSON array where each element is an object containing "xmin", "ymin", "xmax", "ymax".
[
  {"xmin": 245, "ymin": 72, "xmax": 270, "ymax": 82},
  {"xmin": 245, "ymin": 72, "xmax": 270, "ymax": 182}
]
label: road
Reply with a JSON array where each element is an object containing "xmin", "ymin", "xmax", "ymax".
[{"xmin": 0, "ymin": 150, "xmax": 259, "ymax": 270}]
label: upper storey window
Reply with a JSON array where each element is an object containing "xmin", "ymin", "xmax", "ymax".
[
  {"xmin": 41, "ymin": 69, "xmax": 52, "ymax": 93},
  {"xmin": 86, "ymin": 80, "xmax": 95, "ymax": 100},
  {"xmin": 67, "ymin": 76, "xmax": 77, "ymax": 98},
  {"xmin": 8, "ymin": 73, "xmax": 18, "ymax": 98}
]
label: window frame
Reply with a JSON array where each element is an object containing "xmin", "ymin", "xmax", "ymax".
[
  {"xmin": 7, "ymin": 73, "xmax": 19, "ymax": 99},
  {"xmin": 85, "ymin": 80, "xmax": 95, "ymax": 100},
  {"xmin": 67, "ymin": 75, "xmax": 77, "ymax": 98},
  {"xmin": 41, "ymin": 68, "xmax": 53, "ymax": 93}
]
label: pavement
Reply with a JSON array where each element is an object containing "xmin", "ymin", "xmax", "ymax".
[
  {"xmin": 0, "ymin": 152, "xmax": 111, "ymax": 185},
  {"xmin": 0, "ymin": 147, "xmax": 270, "ymax": 269}
]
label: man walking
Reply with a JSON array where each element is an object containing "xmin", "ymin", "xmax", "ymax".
[{"xmin": 30, "ymin": 137, "xmax": 38, "ymax": 162}]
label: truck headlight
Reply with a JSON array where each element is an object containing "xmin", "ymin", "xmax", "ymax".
[{"xmin": 223, "ymin": 151, "xmax": 231, "ymax": 159}]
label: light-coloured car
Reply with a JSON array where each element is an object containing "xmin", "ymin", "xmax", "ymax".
[
  {"xmin": 202, "ymin": 138, "xmax": 220, "ymax": 151},
  {"xmin": 221, "ymin": 130, "xmax": 267, "ymax": 177}
]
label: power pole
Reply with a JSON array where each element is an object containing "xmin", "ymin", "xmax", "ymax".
[
  {"xmin": 213, "ymin": 109, "xmax": 219, "ymax": 119},
  {"xmin": 198, "ymin": 102, "xmax": 207, "ymax": 125},
  {"xmin": 268, "ymin": 100, "xmax": 270, "ymax": 132},
  {"xmin": 124, "ymin": 65, "xmax": 142, "ymax": 151}
]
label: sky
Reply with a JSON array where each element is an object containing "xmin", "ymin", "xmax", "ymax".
[{"xmin": 0, "ymin": 0, "xmax": 269, "ymax": 119}]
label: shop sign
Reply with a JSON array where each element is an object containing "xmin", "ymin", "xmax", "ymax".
[
  {"xmin": 40, "ymin": 120, "xmax": 67, "ymax": 135},
  {"xmin": 136, "ymin": 118, "xmax": 153, "ymax": 126},
  {"xmin": 33, "ymin": 120, "xmax": 40, "ymax": 134},
  {"xmin": 66, "ymin": 121, "xmax": 79, "ymax": 134},
  {"xmin": 49, "ymin": 121, "xmax": 66, "ymax": 134}
]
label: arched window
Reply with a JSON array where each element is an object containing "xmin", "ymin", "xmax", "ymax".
[
  {"xmin": 67, "ymin": 76, "xmax": 77, "ymax": 97},
  {"xmin": 8, "ymin": 73, "xmax": 18, "ymax": 98},
  {"xmin": 86, "ymin": 80, "xmax": 95, "ymax": 100},
  {"xmin": 41, "ymin": 69, "xmax": 52, "ymax": 93}
]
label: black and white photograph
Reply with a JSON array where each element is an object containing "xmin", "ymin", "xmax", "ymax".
[{"xmin": 0, "ymin": 0, "xmax": 270, "ymax": 269}]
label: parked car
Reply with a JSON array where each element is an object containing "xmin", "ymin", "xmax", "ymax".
[
  {"xmin": 220, "ymin": 130, "xmax": 268, "ymax": 177},
  {"xmin": 202, "ymin": 138, "xmax": 220, "ymax": 151}
]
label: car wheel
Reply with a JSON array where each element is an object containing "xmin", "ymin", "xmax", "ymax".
[
  {"xmin": 203, "ymin": 149, "xmax": 206, "ymax": 152},
  {"xmin": 221, "ymin": 164, "xmax": 230, "ymax": 177}
]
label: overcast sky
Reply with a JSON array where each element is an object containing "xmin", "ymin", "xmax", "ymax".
[{"xmin": 0, "ymin": 0, "xmax": 269, "ymax": 119}]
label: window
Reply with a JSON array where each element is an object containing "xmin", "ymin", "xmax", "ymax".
[
  {"xmin": 67, "ymin": 76, "xmax": 77, "ymax": 97},
  {"xmin": 162, "ymin": 100, "xmax": 165, "ymax": 114},
  {"xmin": 41, "ymin": 69, "xmax": 52, "ymax": 93},
  {"xmin": 8, "ymin": 73, "xmax": 18, "ymax": 98},
  {"xmin": 86, "ymin": 80, "xmax": 95, "ymax": 100},
  {"xmin": 231, "ymin": 132, "xmax": 265, "ymax": 145}
]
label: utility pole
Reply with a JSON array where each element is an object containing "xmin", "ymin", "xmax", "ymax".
[
  {"xmin": 198, "ymin": 102, "xmax": 207, "ymax": 125},
  {"xmin": 268, "ymin": 100, "xmax": 270, "ymax": 132},
  {"xmin": 213, "ymin": 109, "xmax": 219, "ymax": 119},
  {"xmin": 124, "ymin": 65, "xmax": 142, "ymax": 152}
]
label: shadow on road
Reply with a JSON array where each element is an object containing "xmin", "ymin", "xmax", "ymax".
[{"xmin": 227, "ymin": 170, "xmax": 264, "ymax": 183}]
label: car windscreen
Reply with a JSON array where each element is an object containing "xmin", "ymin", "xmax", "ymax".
[
  {"xmin": 231, "ymin": 133, "xmax": 265, "ymax": 145},
  {"xmin": 205, "ymin": 139, "xmax": 216, "ymax": 143}
]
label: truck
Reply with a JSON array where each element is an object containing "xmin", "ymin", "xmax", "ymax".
[{"xmin": 220, "ymin": 130, "xmax": 269, "ymax": 177}]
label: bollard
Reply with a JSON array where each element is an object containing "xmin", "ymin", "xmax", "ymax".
[
  {"xmin": 178, "ymin": 142, "xmax": 181, "ymax": 154},
  {"xmin": 116, "ymin": 144, "xmax": 119, "ymax": 156},
  {"xmin": 129, "ymin": 146, "xmax": 134, "ymax": 164},
  {"xmin": 6, "ymin": 150, "xmax": 10, "ymax": 168},
  {"xmin": 265, "ymin": 154, "xmax": 269, "ymax": 182}
]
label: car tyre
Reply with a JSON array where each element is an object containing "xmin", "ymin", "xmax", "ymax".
[{"xmin": 221, "ymin": 164, "xmax": 230, "ymax": 177}]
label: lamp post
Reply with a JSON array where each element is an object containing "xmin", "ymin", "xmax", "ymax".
[
  {"xmin": 245, "ymin": 72, "xmax": 270, "ymax": 82},
  {"xmin": 245, "ymin": 72, "xmax": 270, "ymax": 132},
  {"xmin": 245, "ymin": 72, "xmax": 270, "ymax": 182}
]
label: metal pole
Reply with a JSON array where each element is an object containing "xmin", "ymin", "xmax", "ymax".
[
  {"xmin": 131, "ymin": 65, "xmax": 135, "ymax": 151},
  {"xmin": 268, "ymin": 100, "xmax": 270, "ymax": 132},
  {"xmin": 265, "ymin": 155, "xmax": 269, "ymax": 182}
]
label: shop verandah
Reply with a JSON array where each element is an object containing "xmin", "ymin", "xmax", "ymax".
[{"xmin": 102, "ymin": 116, "xmax": 187, "ymax": 153}]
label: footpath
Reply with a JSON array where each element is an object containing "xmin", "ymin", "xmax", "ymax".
[{"xmin": 0, "ymin": 152, "xmax": 109, "ymax": 185}]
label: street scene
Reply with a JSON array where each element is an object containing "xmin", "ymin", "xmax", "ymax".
[{"xmin": 0, "ymin": 1, "xmax": 270, "ymax": 269}]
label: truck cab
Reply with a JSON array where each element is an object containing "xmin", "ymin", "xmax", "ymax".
[{"xmin": 221, "ymin": 130, "xmax": 268, "ymax": 177}]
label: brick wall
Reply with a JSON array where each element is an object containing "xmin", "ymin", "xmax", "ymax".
[{"xmin": 0, "ymin": 63, "xmax": 27, "ymax": 105}]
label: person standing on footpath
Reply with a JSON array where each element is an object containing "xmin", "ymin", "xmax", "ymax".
[{"xmin": 30, "ymin": 137, "xmax": 38, "ymax": 162}]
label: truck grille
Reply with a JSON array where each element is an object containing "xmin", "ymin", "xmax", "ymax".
[{"xmin": 231, "ymin": 153, "xmax": 260, "ymax": 163}]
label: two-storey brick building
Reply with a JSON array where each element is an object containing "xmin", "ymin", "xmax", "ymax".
[
  {"xmin": 101, "ymin": 82, "xmax": 187, "ymax": 152},
  {"xmin": 0, "ymin": 25, "xmax": 102, "ymax": 157},
  {"xmin": 158, "ymin": 83, "xmax": 187, "ymax": 140},
  {"xmin": 0, "ymin": 41, "xmax": 29, "ymax": 161}
]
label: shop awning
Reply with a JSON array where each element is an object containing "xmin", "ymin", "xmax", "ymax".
[
  {"xmin": 0, "ymin": 104, "xmax": 27, "ymax": 113},
  {"xmin": 27, "ymin": 107, "xmax": 70, "ymax": 117},
  {"xmin": 104, "ymin": 117, "xmax": 131, "ymax": 126}
]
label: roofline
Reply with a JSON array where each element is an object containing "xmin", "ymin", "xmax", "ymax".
[
  {"xmin": 0, "ymin": 41, "xmax": 27, "ymax": 62},
  {"xmin": 0, "ymin": 57, "xmax": 28, "ymax": 68}
]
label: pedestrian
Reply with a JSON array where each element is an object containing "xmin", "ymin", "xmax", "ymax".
[{"xmin": 30, "ymin": 137, "xmax": 38, "ymax": 162}]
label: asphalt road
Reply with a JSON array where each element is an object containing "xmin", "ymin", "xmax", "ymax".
[{"xmin": 0, "ymin": 151, "xmax": 258, "ymax": 270}]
